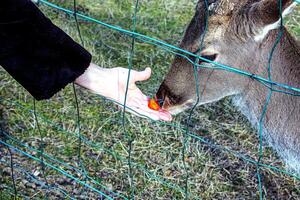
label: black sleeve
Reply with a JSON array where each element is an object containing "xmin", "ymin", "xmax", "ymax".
[{"xmin": 0, "ymin": 0, "xmax": 92, "ymax": 100}]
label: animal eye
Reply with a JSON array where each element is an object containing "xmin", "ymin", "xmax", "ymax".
[{"xmin": 200, "ymin": 54, "xmax": 217, "ymax": 63}]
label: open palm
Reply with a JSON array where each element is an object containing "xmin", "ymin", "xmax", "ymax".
[{"xmin": 111, "ymin": 67, "xmax": 172, "ymax": 121}]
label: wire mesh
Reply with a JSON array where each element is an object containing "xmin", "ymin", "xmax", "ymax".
[{"xmin": 0, "ymin": 0, "xmax": 300, "ymax": 199}]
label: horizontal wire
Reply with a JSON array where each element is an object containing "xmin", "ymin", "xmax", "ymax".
[
  {"xmin": 2, "ymin": 96, "xmax": 300, "ymax": 182},
  {"xmin": 2, "ymin": 1, "xmax": 299, "ymax": 198},
  {"xmin": 38, "ymin": 0, "xmax": 300, "ymax": 95},
  {"xmin": 0, "ymin": 140, "xmax": 117, "ymax": 200},
  {"xmin": 0, "ymin": 158, "xmax": 75, "ymax": 200},
  {"xmin": 1, "ymin": 98, "xmax": 187, "ymax": 195},
  {"xmin": 0, "ymin": 129, "xmax": 128, "ymax": 200}
]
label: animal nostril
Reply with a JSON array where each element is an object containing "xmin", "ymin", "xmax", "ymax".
[
  {"xmin": 158, "ymin": 99, "xmax": 165, "ymax": 107},
  {"xmin": 154, "ymin": 95, "xmax": 164, "ymax": 107},
  {"xmin": 156, "ymin": 83, "xmax": 178, "ymax": 109},
  {"xmin": 156, "ymin": 84, "xmax": 170, "ymax": 108}
]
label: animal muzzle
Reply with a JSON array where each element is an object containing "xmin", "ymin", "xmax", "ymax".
[
  {"xmin": 156, "ymin": 82, "xmax": 197, "ymax": 115},
  {"xmin": 155, "ymin": 84, "xmax": 173, "ymax": 110}
]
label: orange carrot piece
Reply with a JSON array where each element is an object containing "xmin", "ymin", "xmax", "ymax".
[{"xmin": 148, "ymin": 98, "xmax": 161, "ymax": 111}]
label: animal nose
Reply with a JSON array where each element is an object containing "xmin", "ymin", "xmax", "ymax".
[
  {"xmin": 156, "ymin": 84, "xmax": 172, "ymax": 109},
  {"xmin": 154, "ymin": 95, "xmax": 164, "ymax": 108},
  {"xmin": 155, "ymin": 89, "xmax": 165, "ymax": 108}
]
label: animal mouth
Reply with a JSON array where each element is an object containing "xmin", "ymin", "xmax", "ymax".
[
  {"xmin": 161, "ymin": 96, "xmax": 171, "ymax": 110},
  {"xmin": 156, "ymin": 84, "xmax": 194, "ymax": 115},
  {"xmin": 156, "ymin": 95, "xmax": 194, "ymax": 115},
  {"xmin": 155, "ymin": 95, "xmax": 173, "ymax": 111}
]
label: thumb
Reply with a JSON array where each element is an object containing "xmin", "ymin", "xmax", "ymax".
[{"xmin": 134, "ymin": 67, "xmax": 151, "ymax": 82}]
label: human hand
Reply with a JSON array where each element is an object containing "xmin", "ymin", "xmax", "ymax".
[
  {"xmin": 108, "ymin": 67, "xmax": 172, "ymax": 121},
  {"xmin": 75, "ymin": 64, "xmax": 172, "ymax": 121}
]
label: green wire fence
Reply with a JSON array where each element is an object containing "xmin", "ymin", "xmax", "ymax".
[{"xmin": 1, "ymin": 0, "xmax": 300, "ymax": 199}]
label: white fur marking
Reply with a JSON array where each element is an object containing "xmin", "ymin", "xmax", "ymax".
[
  {"xmin": 208, "ymin": 3, "xmax": 216, "ymax": 11},
  {"xmin": 168, "ymin": 99, "xmax": 195, "ymax": 115},
  {"xmin": 254, "ymin": 2, "xmax": 297, "ymax": 42},
  {"xmin": 254, "ymin": 20, "xmax": 281, "ymax": 42}
]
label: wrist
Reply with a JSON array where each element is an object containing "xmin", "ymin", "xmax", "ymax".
[{"xmin": 75, "ymin": 63, "xmax": 115, "ymax": 98}]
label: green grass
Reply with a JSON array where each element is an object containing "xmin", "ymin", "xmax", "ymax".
[{"xmin": 1, "ymin": 1, "xmax": 300, "ymax": 199}]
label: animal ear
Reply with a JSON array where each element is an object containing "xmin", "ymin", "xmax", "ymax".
[
  {"xmin": 179, "ymin": 0, "xmax": 218, "ymax": 52},
  {"xmin": 249, "ymin": 0, "xmax": 297, "ymax": 41},
  {"xmin": 251, "ymin": 0, "xmax": 296, "ymax": 24}
]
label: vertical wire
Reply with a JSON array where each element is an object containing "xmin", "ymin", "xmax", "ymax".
[
  {"xmin": 73, "ymin": 1, "xmax": 82, "ymax": 168},
  {"xmin": 73, "ymin": 0, "xmax": 85, "ymax": 45},
  {"xmin": 122, "ymin": 0, "xmax": 139, "ymax": 198},
  {"xmin": 72, "ymin": 0, "xmax": 89, "ymax": 196},
  {"xmin": 0, "ymin": 98, "xmax": 18, "ymax": 199},
  {"xmin": 182, "ymin": 0, "xmax": 209, "ymax": 199},
  {"xmin": 6, "ymin": 147, "xmax": 17, "ymax": 200},
  {"xmin": 256, "ymin": 0, "xmax": 283, "ymax": 199},
  {"xmin": 0, "ymin": 118, "xmax": 18, "ymax": 199},
  {"xmin": 34, "ymin": 0, "xmax": 300, "ymax": 95},
  {"xmin": 33, "ymin": 99, "xmax": 50, "ymax": 198}
]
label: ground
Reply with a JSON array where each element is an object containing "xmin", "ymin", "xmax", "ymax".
[{"xmin": 0, "ymin": 0, "xmax": 300, "ymax": 199}]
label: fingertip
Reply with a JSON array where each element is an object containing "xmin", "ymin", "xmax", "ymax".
[
  {"xmin": 135, "ymin": 67, "xmax": 152, "ymax": 81},
  {"xmin": 159, "ymin": 111, "xmax": 172, "ymax": 122},
  {"xmin": 160, "ymin": 115, "xmax": 172, "ymax": 122},
  {"xmin": 144, "ymin": 67, "xmax": 151, "ymax": 80},
  {"xmin": 145, "ymin": 67, "xmax": 151, "ymax": 74}
]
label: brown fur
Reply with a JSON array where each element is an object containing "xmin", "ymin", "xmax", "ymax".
[{"xmin": 156, "ymin": 0, "xmax": 300, "ymax": 172}]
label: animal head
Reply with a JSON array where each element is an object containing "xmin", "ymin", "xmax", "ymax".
[{"xmin": 156, "ymin": 0, "xmax": 297, "ymax": 114}]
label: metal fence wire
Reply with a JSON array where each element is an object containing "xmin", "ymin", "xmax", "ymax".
[{"xmin": 1, "ymin": 0, "xmax": 300, "ymax": 199}]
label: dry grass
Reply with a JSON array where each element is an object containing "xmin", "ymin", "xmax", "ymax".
[{"xmin": 1, "ymin": 1, "xmax": 300, "ymax": 199}]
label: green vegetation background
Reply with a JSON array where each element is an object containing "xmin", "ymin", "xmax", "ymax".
[{"xmin": 0, "ymin": 0, "xmax": 300, "ymax": 199}]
